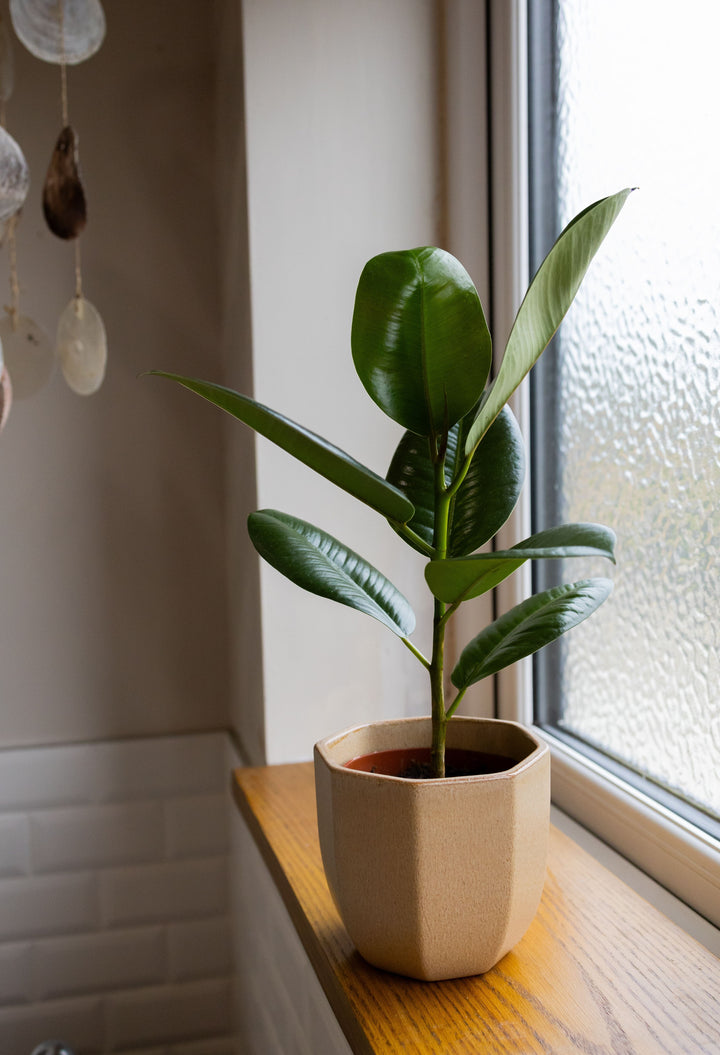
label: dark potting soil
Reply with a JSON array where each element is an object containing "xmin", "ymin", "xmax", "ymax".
[{"xmin": 344, "ymin": 747, "xmax": 517, "ymax": 779}]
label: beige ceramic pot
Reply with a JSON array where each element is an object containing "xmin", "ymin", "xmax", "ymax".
[{"xmin": 314, "ymin": 715, "xmax": 550, "ymax": 981}]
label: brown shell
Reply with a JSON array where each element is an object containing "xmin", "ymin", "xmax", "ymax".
[{"xmin": 42, "ymin": 125, "xmax": 87, "ymax": 240}]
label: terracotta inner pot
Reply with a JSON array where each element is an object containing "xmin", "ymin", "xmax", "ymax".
[{"xmin": 345, "ymin": 747, "xmax": 517, "ymax": 778}]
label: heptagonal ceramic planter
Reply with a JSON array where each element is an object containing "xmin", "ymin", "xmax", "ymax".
[{"xmin": 314, "ymin": 716, "xmax": 550, "ymax": 981}]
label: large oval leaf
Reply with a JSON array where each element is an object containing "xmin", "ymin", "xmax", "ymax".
[
  {"xmin": 247, "ymin": 509, "xmax": 415, "ymax": 637},
  {"xmin": 465, "ymin": 188, "xmax": 633, "ymax": 455},
  {"xmin": 148, "ymin": 372, "xmax": 414, "ymax": 524},
  {"xmin": 426, "ymin": 523, "xmax": 616, "ymax": 603},
  {"xmin": 386, "ymin": 406, "xmax": 525, "ymax": 556},
  {"xmin": 352, "ymin": 247, "xmax": 492, "ymax": 437},
  {"xmin": 451, "ymin": 578, "xmax": 613, "ymax": 691}
]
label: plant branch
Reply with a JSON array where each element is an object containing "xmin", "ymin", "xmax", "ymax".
[
  {"xmin": 445, "ymin": 686, "xmax": 467, "ymax": 720},
  {"xmin": 390, "ymin": 520, "xmax": 435, "ymax": 558},
  {"xmin": 445, "ymin": 450, "xmax": 474, "ymax": 501},
  {"xmin": 400, "ymin": 636, "xmax": 431, "ymax": 670}
]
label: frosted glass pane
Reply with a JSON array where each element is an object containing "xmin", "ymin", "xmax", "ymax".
[{"xmin": 543, "ymin": 0, "xmax": 720, "ymax": 818}]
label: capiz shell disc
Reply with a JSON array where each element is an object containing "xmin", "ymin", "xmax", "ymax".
[
  {"xmin": 0, "ymin": 365, "xmax": 12, "ymax": 430},
  {"xmin": 0, "ymin": 125, "xmax": 29, "ymax": 222},
  {"xmin": 10, "ymin": 0, "xmax": 105, "ymax": 65},
  {"xmin": 0, "ymin": 313, "xmax": 54, "ymax": 398},
  {"xmin": 56, "ymin": 295, "xmax": 107, "ymax": 395},
  {"xmin": 0, "ymin": 14, "xmax": 15, "ymax": 102}
]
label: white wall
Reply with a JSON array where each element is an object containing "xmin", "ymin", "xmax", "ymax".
[
  {"xmin": 0, "ymin": 0, "xmax": 231, "ymax": 745},
  {"xmin": 239, "ymin": 0, "xmax": 441, "ymax": 764}
]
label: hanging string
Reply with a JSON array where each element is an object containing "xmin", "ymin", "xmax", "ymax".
[
  {"xmin": 7, "ymin": 212, "xmax": 20, "ymax": 329},
  {"xmin": 58, "ymin": 0, "xmax": 69, "ymax": 126},
  {"xmin": 74, "ymin": 240, "xmax": 82, "ymax": 300},
  {"xmin": 58, "ymin": 0, "xmax": 81, "ymax": 305}
]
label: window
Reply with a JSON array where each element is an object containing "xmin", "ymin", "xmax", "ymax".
[{"xmin": 490, "ymin": 0, "xmax": 720, "ymax": 925}]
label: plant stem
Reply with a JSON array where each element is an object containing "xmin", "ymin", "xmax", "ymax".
[{"xmin": 430, "ymin": 457, "xmax": 452, "ymax": 778}]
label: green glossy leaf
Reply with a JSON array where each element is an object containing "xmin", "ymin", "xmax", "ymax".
[
  {"xmin": 352, "ymin": 247, "xmax": 492, "ymax": 437},
  {"xmin": 247, "ymin": 509, "xmax": 415, "ymax": 637},
  {"xmin": 451, "ymin": 578, "xmax": 613, "ymax": 691},
  {"xmin": 426, "ymin": 523, "xmax": 616, "ymax": 603},
  {"xmin": 148, "ymin": 372, "xmax": 414, "ymax": 524},
  {"xmin": 386, "ymin": 430, "xmax": 435, "ymax": 554},
  {"xmin": 386, "ymin": 406, "xmax": 525, "ymax": 557},
  {"xmin": 465, "ymin": 188, "xmax": 633, "ymax": 455},
  {"xmin": 448, "ymin": 405, "xmax": 525, "ymax": 557}
]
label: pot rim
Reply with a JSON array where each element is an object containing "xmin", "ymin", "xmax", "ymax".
[{"xmin": 314, "ymin": 715, "xmax": 548, "ymax": 784}]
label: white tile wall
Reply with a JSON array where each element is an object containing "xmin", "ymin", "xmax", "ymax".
[
  {"xmin": 0, "ymin": 731, "xmax": 353, "ymax": 1054},
  {"xmin": 227, "ymin": 739, "xmax": 353, "ymax": 1055},
  {"xmin": 0, "ymin": 733, "xmax": 236, "ymax": 1055}
]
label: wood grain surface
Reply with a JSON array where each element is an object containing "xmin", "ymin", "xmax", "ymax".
[{"xmin": 233, "ymin": 763, "xmax": 720, "ymax": 1054}]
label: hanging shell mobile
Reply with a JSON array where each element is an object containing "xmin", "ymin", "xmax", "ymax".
[
  {"xmin": 56, "ymin": 294, "xmax": 106, "ymax": 395},
  {"xmin": 9, "ymin": 0, "xmax": 105, "ymax": 65},
  {"xmin": 43, "ymin": 124, "xmax": 85, "ymax": 238},
  {"xmin": 0, "ymin": 124, "xmax": 28, "ymax": 222}
]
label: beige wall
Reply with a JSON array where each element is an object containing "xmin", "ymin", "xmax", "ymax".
[
  {"xmin": 0, "ymin": 0, "xmax": 231, "ymax": 745},
  {"xmin": 238, "ymin": 0, "xmax": 441, "ymax": 763},
  {"xmin": 0, "ymin": 0, "xmax": 491, "ymax": 758}
]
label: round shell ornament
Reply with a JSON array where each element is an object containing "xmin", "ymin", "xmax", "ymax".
[
  {"xmin": 10, "ymin": 0, "xmax": 106, "ymax": 65},
  {"xmin": 0, "ymin": 364, "xmax": 12, "ymax": 431},
  {"xmin": 0, "ymin": 14, "xmax": 15, "ymax": 102},
  {"xmin": 0, "ymin": 313, "xmax": 54, "ymax": 398},
  {"xmin": 56, "ymin": 295, "xmax": 106, "ymax": 395},
  {"xmin": 0, "ymin": 125, "xmax": 29, "ymax": 223}
]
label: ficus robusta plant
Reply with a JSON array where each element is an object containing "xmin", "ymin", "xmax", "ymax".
[{"xmin": 150, "ymin": 188, "xmax": 632, "ymax": 778}]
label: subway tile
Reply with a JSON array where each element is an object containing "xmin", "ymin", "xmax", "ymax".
[
  {"xmin": 0, "ymin": 814, "xmax": 30, "ymax": 877},
  {"xmin": 0, "ymin": 733, "xmax": 227, "ymax": 814},
  {"xmin": 0, "ymin": 941, "xmax": 32, "ymax": 1005},
  {"xmin": 0, "ymin": 743, "xmax": 103, "ymax": 813},
  {"xmin": 34, "ymin": 926, "xmax": 165, "ymax": 1000},
  {"xmin": 235, "ymin": 963, "xmax": 286, "ymax": 1055},
  {"xmin": 0, "ymin": 873, "xmax": 98, "ymax": 941},
  {"xmin": 31, "ymin": 802, "xmax": 164, "ymax": 874},
  {"xmin": 29, "ymin": 801, "xmax": 164, "ymax": 876},
  {"xmin": 105, "ymin": 979, "xmax": 233, "ymax": 1049},
  {"xmin": 169, "ymin": 1038, "xmax": 237, "ymax": 1054},
  {"xmin": 167, "ymin": 917, "xmax": 232, "ymax": 982},
  {"xmin": 0, "ymin": 995, "xmax": 103, "ymax": 1054},
  {"xmin": 304, "ymin": 980, "xmax": 353, "ymax": 1055},
  {"xmin": 165, "ymin": 795, "xmax": 229, "ymax": 859},
  {"xmin": 94, "ymin": 734, "xmax": 228, "ymax": 802},
  {"xmin": 101, "ymin": 858, "xmax": 228, "ymax": 928},
  {"xmin": 112, "ymin": 1050, "xmax": 168, "ymax": 1055}
]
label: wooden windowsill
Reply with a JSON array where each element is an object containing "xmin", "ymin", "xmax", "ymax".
[{"xmin": 233, "ymin": 762, "xmax": 720, "ymax": 1054}]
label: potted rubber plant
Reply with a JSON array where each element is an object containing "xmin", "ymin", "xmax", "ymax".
[{"xmin": 150, "ymin": 187, "xmax": 632, "ymax": 980}]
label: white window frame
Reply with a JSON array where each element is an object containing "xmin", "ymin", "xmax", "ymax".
[{"xmin": 486, "ymin": 0, "xmax": 720, "ymax": 933}]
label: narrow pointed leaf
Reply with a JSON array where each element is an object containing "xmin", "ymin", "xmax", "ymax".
[
  {"xmin": 247, "ymin": 509, "xmax": 415, "ymax": 637},
  {"xmin": 352, "ymin": 247, "xmax": 492, "ymax": 436},
  {"xmin": 465, "ymin": 189, "xmax": 633, "ymax": 455},
  {"xmin": 386, "ymin": 406, "xmax": 525, "ymax": 556},
  {"xmin": 451, "ymin": 578, "xmax": 613, "ymax": 691},
  {"xmin": 426, "ymin": 522, "xmax": 615, "ymax": 603},
  {"xmin": 148, "ymin": 372, "xmax": 414, "ymax": 524}
]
